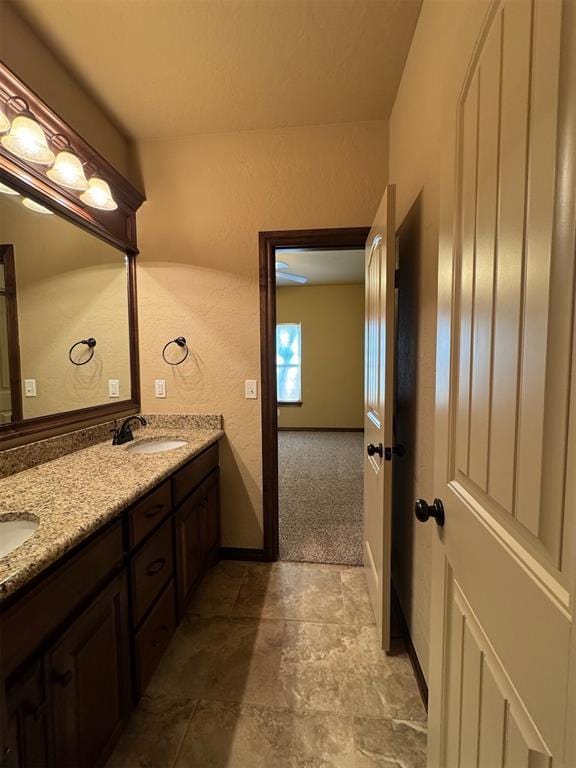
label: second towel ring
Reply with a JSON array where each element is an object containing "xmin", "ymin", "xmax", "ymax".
[
  {"xmin": 162, "ymin": 336, "xmax": 189, "ymax": 365},
  {"xmin": 68, "ymin": 337, "xmax": 97, "ymax": 366}
]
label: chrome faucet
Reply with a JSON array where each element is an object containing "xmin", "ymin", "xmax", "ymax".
[{"xmin": 111, "ymin": 415, "xmax": 147, "ymax": 446}]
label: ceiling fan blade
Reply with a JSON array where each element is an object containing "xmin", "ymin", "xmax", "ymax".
[
  {"xmin": 276, "ymin": 271, "xmax": 308, "ymax": 284},
  {"xmin": 276, "ymin": 261, "xmax": 289, "ymax": 270}
]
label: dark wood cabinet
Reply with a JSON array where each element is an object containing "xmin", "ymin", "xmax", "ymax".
[
  {"xmin": 48, "ymin": 572, "xmax": 130, "ymax": 768},
  {"xmin": 130, "ymin": 516, "xmax": 174, "ymax": 625},
  {"xmin": 5, "ymin": 662, "xmax": 49, "ymax": 768},
  {"xmin": 174, "ymin": 467, "xmax": 221, "ymax": 617},
  {"xmin": 134, "ymin": 581, "xmax": 177, "ymax": 698},
  {"xmin": 1, "ymin": 440, "xmax": 221, "ymax": 767},
  {"xmin": 202, "ymin": 468, "xmax": 221, "ymax": 570},
  {"xmin": 175, "ymin": 484, "xmax": 205, "ymax": 616}
]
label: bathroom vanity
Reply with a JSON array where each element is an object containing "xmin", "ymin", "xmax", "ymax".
[
  {"xmin": 0, "ymin": 427, "xmax": 222, "ymax": 768},
  {"xmin": 0, "ymin": 60, "xmax": 226, "ymax": 768}
]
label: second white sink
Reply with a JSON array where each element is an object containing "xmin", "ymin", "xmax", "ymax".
[
  {"xmin": 0, "ymin": 518, "xmax": 39, "ymax": 559},
  {"xmin": 125, "ymin": 439, "xmax": 188, "ymax": 455}
]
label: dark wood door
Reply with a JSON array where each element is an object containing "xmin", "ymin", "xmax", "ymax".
[
  {"xmin": 48, "ymin": 572, "xmax": 130, "ymax": 768},
  {"xmin": 202, "ymin": 469, "xmax": 220, "ymax": 570},
  {"xmin": 4, "ymin": 661, "xmax": 49, "ymax": 768},
  {"xmin": 174, "ymin": 485, "xmax": 204, "ymax": 616}
]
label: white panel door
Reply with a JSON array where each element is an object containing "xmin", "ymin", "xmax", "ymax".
[
  {"xmin": 428, "ymin": 1, "xmax": 576, "ymax": 765},
  {"xmin": 364, "ymin": 185, "xmax": 395, "ymax": 650}
]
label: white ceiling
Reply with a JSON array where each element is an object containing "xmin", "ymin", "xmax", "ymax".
[
  {"xmin": 15, "ymin": 0, "xmax": 422, "ymax": 139},
  {"xmin": 276, "ymin": 248, "xmax": 364, "ymax": 286}
]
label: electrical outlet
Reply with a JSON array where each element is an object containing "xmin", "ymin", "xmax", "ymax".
[
  {"xmin": 155, "ymin": 379, "xmax": 167, "ymax": 398},
  {"xmin": 24, "ymin": 379, "xmax": 37, "ymax": 397},
  {"xmin": 245, "ymin": 380, "xmax": 258, "ymax": 399},
  {"xmin": 108, "ymin": 379, "xmax": 120, "ymax": 398}
]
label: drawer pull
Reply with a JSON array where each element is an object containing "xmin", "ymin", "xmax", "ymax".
[
  {"xmin": 145, "ymin": 504, "xmax": 165, "ymax": 519},
  {"xmin": 150, "ymin": 624, "xmax": 170, "ymax": 647},
  {"xmin": 53, "ymin": 670, "xmax": 73, "ymax": 689},
  {"xmin": 146, "ymin": 557, "xmax": 167, "ymax": 576}
]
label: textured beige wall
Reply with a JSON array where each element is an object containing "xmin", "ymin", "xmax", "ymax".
[
  {"xmin": 388, "ymin": 0, "xmax": 469, "ymax": 681},
  {"xmin": 277, "ymin": 284, "xmax": 364, "ymax": 429},
  {"xmin": 0, "ymin": 2, "xmax": 133, "ymax": 180},
  {"xmin": 136, "ymin": 121, "xmax": 388, "ymax": 548},
  {"xmin": 0, "ymin": 194, "xmax": 131, "ymax": 419}
]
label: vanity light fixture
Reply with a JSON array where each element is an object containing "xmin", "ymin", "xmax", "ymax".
[
  {"xmin": 47, "ymin": 137, "xmax": 88, "ymax": 191},
  {"xmin": 22, "ymin": 197, "xmax": 53, "ymax": 214},
  {"xmin": 1, "ymin": 100, "xmax": 55, "ymax": 165},
  {"xmin": 80, "ymin": 175, "xmax": 118, "ymax": 211},
  {"xmin": 0, "ymin": 107, "xmax": 9, "ymax": 134},
  {"xmin": 0, "ymin": 181, "xmax": 18, "ymax": 195}
]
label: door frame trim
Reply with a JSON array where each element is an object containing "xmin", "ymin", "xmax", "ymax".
[{"xmin": 258, "ymin": 227, "xmax": 370, "ymax": 561}]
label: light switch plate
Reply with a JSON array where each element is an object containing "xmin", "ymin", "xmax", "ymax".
[
  {"xmin": 24, "ymin": 379, "xmax": 37, "ymax": 397},
  {"xmin": 245, "ymin": 380, "xmax": 258, "ymax": 399},
  {"xmin": 108, "ymin": 379, "xmax": 120, "ymax": 398},
  {"xmin": 155, "ymin": 379, "xmax": 167, "ymax": 398}
]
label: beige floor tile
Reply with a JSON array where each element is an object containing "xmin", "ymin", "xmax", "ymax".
[
  {"xmin": 353, "ymin": 717, "xmax": 428, "ymax": 767},
  {"xmin": 341, "ymin": 569, "xmax": 376, "ymax": 626},
  {"xmin": 174, "ymin": 700, "xmax": 355, "ymax": 768},
  {"xmin": 104, "ymin": 691, "xmax": 196, "ymax": 768},
  {"xmin": 106, "ymin": 561, "xmax": 428, "ymax": 767},
  {"xmin": 147, "ymin": 615, "xmax": 286, "ymax": 708},
  {"xmin": 188, "ymin": 561, "xmax": 248, "ymax": 617},
  {"xmin": 278, "ymin": 622, "xmax": 426, "ymax": 720},
  {"xmin": 233, "ymin": 562, "xmax": 348, "ymax": 623}
]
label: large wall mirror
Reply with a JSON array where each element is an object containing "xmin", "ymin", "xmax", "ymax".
[
  {"xmin": 0, "ymin": 62, "xmax": 143, "ymax": 443},
  {"xmin": 0, "ymin": 177, "xmax": 133, "ymax": 427}
]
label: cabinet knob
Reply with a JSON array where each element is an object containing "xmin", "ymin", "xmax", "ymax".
[
  {"xmin": 146, "ymin": 557, "xmax": 167, "ymax": 576},
  {"xmin": 367, "ymin": 443, "xmax": 383, "ymax": 457},
  {"xmin": 52, "ymin": 669, "xmax": 73, "ymax": 688}
]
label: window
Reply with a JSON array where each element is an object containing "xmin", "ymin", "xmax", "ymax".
[{"xmin": 276, "ymin": 323, "xmax": 301, "ymax": 403}]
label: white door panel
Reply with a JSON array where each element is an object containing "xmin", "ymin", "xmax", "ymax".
[
  {"xmin": 364, "ymin": 186, "xmax": 395, "ymax": 650},
  {"xmin": 429, "ymin": 0, "xmax": 576, "ymax": 764}
]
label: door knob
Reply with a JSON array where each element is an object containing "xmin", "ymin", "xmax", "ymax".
[
  {"xmin": 367, "ymin": 443, "xmax": 383, "ymax": 457},
  {"xmin": 415, "ymin": 498, "xmax": 445, "ymax": 527}
]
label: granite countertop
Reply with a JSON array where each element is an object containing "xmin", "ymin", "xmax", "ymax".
[{"xmin": 0, "ymin": 418, "xmax": 224, "ymax": 601}]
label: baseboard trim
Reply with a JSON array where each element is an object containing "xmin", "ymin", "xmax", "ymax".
[
  {"xmin": 220, "ymin": 547, "xmax": 267, "ymax": 562},
  {"xmin": 391, "ymin": 584, "xmax": 428, "ymax": 711},
  {"xmin": 277, "ymin": 427, "xmax": 364, "ymax": 432}
]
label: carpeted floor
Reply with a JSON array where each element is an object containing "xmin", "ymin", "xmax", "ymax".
[{"xmin": 278, "ymin": 430, "xmax": 364, "ymax": 565}]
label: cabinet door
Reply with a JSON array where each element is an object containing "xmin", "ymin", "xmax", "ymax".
[
  {"xmin": 48, "ymin": 572, "xmax": 130, "ymax": 768},
  {"xmin": 202, "ymin": 469, "xmax": 220, "ymax": 570},
  {"xmin": 174, "ymin": 486, "xmax": 204, "ymax": 617},
  {"xmin": 4, "ymin": 661, "xmax": 49, "ymax": 768}
]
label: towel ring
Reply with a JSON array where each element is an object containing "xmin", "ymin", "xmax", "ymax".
[
  {"xmin": 162, "ymin": 336, "xmax": 189, "ymax": 366},
  {"xmin": 68, "ymin": 337, "xmax": 97, "ymax": 366}
]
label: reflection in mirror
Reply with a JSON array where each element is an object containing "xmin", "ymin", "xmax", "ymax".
[{"xmin": 0, "ymin": 178, "xmax": 131, "ymax": 424}]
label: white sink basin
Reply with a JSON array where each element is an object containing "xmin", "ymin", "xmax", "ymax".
[
  {"xmin": 125, "ymin": 439, "xmax": 188, "ymax": 455},
  {"xmin": 0, "ymin": 518, "xmax": 39, "ymax": 558}
]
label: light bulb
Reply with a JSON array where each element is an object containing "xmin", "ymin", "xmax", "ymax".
[
  {"xmin": 79, "ymin": 176, "xmax": 118, "ymax": 211},
  {"xmin": 47, "ymin": 150, "xmax": 88, "ymax": 191},
  {"xmin": 0, "ymin": 109, "xmax": 10, "ymax": 134},
  {"xmin": 0, "ymin": 181, "xmax": 18, "ymax": 195},
  {"xmin": 22, "ymin": 197, "xmax": 53, "ymax": 214},
  {"xmin": 1, "ymin": 112, "xmax": 55, "ymax": 165}
]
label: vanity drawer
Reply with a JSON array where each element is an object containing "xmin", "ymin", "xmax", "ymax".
[
  {"xmin": 128, "ymin": 480, "xmax": 172, "ymax": 548},
  {"xmin": 172, "ymin": 443, "xmax": 219, "ymax": 507},
  {"xmin": 131, "ymin": 517, "xmax": 174, "ymax": 625},
  {"xmin": 135, "ymin": 579, "xmax": 176, "ymax": 697}
]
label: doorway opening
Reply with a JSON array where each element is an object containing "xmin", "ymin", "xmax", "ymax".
[{"xmin": 259, "ymin": 227, "xmax": 369, "ymax": 562}]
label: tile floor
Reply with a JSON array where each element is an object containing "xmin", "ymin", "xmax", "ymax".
[{"xmin": 106, "ymin": 561, "xmax": 427, "ymax": 768}]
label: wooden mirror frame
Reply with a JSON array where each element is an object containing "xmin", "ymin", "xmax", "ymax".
[{"xmin": 0, "ymin": 63, "xmax": 145, "ymax": 443}]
